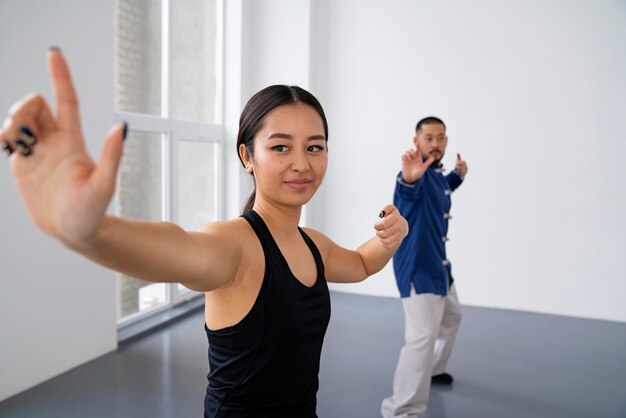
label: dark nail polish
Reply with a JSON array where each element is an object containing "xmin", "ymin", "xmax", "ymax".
[
  {"xmin": 15, "ymin": 140, "xmax": 32, "ymax": 157},
  {"xmin": 379, "ymin": 210, "xmax": 386, "ymax": 218},
  {"xmin": 19, "ymin": 126, "xmax": 38, "ymax": 146},
  {"xmin": 49, "ymin": 46, "xmax": 61, "ymax": 53},
  {"xmin": 122, "ymin": 122, "xmax": 128, "ymax": 141},
  {"xmin": 2, "ymin": 141, "xmax": 14, "ymax": 157}
]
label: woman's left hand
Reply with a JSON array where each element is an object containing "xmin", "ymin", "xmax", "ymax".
[{"xmin": 374, "ymin": 204, "xmax": 408, "ymax": 250}]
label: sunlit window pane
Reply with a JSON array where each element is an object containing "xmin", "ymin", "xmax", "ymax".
[
  {"xmin": 115, "ymin": 0, "xmax": 162, "ymax": 115},
  {"xmin": 171, "ymin": 0, "xmax": 219, "ymax": 123},
  {"xmin": 117, "ymin": 130, "xmax": 167, "ymax": 320},
  {"xmin": 176, "ymin": 140, "xmax": 219, "ymax": 231},
  {"xmin": 175, "ymin": 140, "xmax": 218, "ymax": 296},
  {"xmin": 118, "ymin": 131, "xmax": 163, "ymax": 221}
]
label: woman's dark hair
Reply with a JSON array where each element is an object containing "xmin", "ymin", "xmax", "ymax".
[{"xmin": 237, "ymin": 85, "xmax": 329, "ymax": 214}]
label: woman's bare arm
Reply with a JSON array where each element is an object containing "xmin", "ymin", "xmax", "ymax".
[
  {"xmin": 304, "ymin": 205, "xmax": 408, "ymax": 283},
  {"xmin": 0, "ymin": 49, "xmax": 241, "ymax": 292}
]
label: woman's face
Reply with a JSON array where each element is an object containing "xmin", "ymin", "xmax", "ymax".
[{"xmin": 244, "ymin": 103, "xmax": 328, "ymax": 209}]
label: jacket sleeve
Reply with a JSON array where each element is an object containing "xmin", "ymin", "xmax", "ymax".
[
  {"xmin": 394, "ymin": 172, "xmax": 424, "ymax": 209},
  {"xmin": 445, "ymin": 170, "xmax": 464, "ymax": 192}
]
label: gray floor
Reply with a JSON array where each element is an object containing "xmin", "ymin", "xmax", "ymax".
[{"xmin": 1, "ymin": 292, "xmax": 625, "ymax": 418}]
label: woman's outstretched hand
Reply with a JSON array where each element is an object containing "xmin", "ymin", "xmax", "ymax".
[
  {"xmin": 374, "ymin": 204, "xmax": 408, "ymax": 250},
  {"xmin": 0, "ymin": 49, "xmax": 126, "ymax": 248}
]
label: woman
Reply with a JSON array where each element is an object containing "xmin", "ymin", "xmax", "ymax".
[{"xmin": 1, "ymin": 48, "xmax": 408, "ymax": 417}]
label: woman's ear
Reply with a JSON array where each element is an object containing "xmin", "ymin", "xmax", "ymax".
[{"xmin": 239, "ymin": 143, "xmax": 253, "ymax": 173}]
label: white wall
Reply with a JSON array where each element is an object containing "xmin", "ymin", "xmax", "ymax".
[
  {"xmin": 247, "ymin": 0, "xmax": 312, "ymax": 93},
  {"xmin": 311, "ymin": 0, "xmax": 626, "ymax": 323},
  {"xmin": 0, "ymin": 0, "xmax": 118, "ymax": 401},
  {"xmin": 223, "ymin": 0, "xmax": 251, "ymax": 219}
]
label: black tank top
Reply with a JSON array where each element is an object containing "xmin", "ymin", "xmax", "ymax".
[{"xmin": 204, "ymin": 210, "xmax": 331, "ymax": 418}]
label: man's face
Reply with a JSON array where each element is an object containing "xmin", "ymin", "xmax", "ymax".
[{"xmin": 413, "ymin": 123, "xmax": 447, "ymax": 163}]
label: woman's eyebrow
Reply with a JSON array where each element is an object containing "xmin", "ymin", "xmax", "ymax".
[
  {"xmin": 267, "ymin": 133, "xmax": 325, "ymax": 141},
  {"xmin": 267, "ymin": 133, "xmax": 292, "ymax": 140}
]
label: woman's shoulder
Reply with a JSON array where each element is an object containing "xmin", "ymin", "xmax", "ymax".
[
  {"xmin": 197, "ymin": 216, "xmax": 253, "ymax": 237},
  {"xmin": 191, "ymin": 217, "xmax": 255, "ymax": 251},
  {"xmin": 196, "ymin": 216, "xmax": 261, "ymax": 276}
]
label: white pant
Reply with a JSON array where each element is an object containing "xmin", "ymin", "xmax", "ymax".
[{"xmin": 381, "ymin": 285, "xmax": 462, "ymax": 418}]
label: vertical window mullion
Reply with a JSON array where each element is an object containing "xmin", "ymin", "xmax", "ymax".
[
  {"xmin": 162, "ymin": 0, "xmax": 170, "ymax": 119},
  {"xmin": 161, "ymin": 0, "xmax": 172, "ymax": 225},
  {"xmin": 162, "ymin": 132, "xmax": 171, "ymax": 224},
  {"xmin": 215, "ymin": 0, "xmax": 224, "ymax": 124},
  {"xmin": 162, "ymin": 0, "xmax": 175, "ymax": 303}
]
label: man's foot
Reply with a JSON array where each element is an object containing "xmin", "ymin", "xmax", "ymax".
[{"xmin": 431, "ymin": 372, "xmax": 454, "ymax": 385}]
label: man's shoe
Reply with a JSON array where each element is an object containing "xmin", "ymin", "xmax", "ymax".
[{"xmin": 431, "ymin": 373, "xmax": 454, "ymax": 385}]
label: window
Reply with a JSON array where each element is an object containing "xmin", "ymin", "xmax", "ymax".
[{"xmin": 114, "ymin": 0, "xmax": 223, "ymax": 325}]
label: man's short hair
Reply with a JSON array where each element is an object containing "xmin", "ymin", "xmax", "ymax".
[{"xmin": 415, "ymin": 116, "xmax": 446, "ymax": 134}]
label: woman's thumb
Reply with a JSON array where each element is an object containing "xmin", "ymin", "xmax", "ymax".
[{"xmin": 92, "ymin": 122, "xmax": 127, "ymax": 199}]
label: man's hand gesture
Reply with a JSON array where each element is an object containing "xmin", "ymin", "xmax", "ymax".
[
  {"xmin": 401, "ymin": 142, "xmax": 434, "ymax": 184},
  {"xmin": 455, "ymin": 153, "xmax": 468, "ymax": 177}
]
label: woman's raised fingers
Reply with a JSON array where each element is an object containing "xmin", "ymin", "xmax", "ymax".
[{"xmin": 48, "ymin": 48, "xmax": 81, "ymax": 133}]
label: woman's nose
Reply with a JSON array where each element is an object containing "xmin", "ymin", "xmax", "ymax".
[{"xmin": 291, "ymin": 150, "xmax": 310, "ymax": 172}]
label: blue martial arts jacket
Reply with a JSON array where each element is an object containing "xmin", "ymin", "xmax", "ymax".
[{"xmin": 392, "ymin": 164, "xmax": 463, "ymax": 297}]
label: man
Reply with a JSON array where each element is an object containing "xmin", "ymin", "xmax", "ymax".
[{"xmin": 381, "ymin": 116, "xmax": 468, "ymax": 418}]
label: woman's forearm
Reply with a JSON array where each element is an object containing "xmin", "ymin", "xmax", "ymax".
[{"xmin": 66, "ymin": 215, "xmax": 205, "ymax": 285}]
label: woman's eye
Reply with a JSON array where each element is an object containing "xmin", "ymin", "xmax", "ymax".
[
  {"xmin": 308, "ymin": 145, "xmax": 325, "ymax": 152},
  {"xmin": 273, "ymin": 145, "xmax": 289, "ymax": 152}
]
